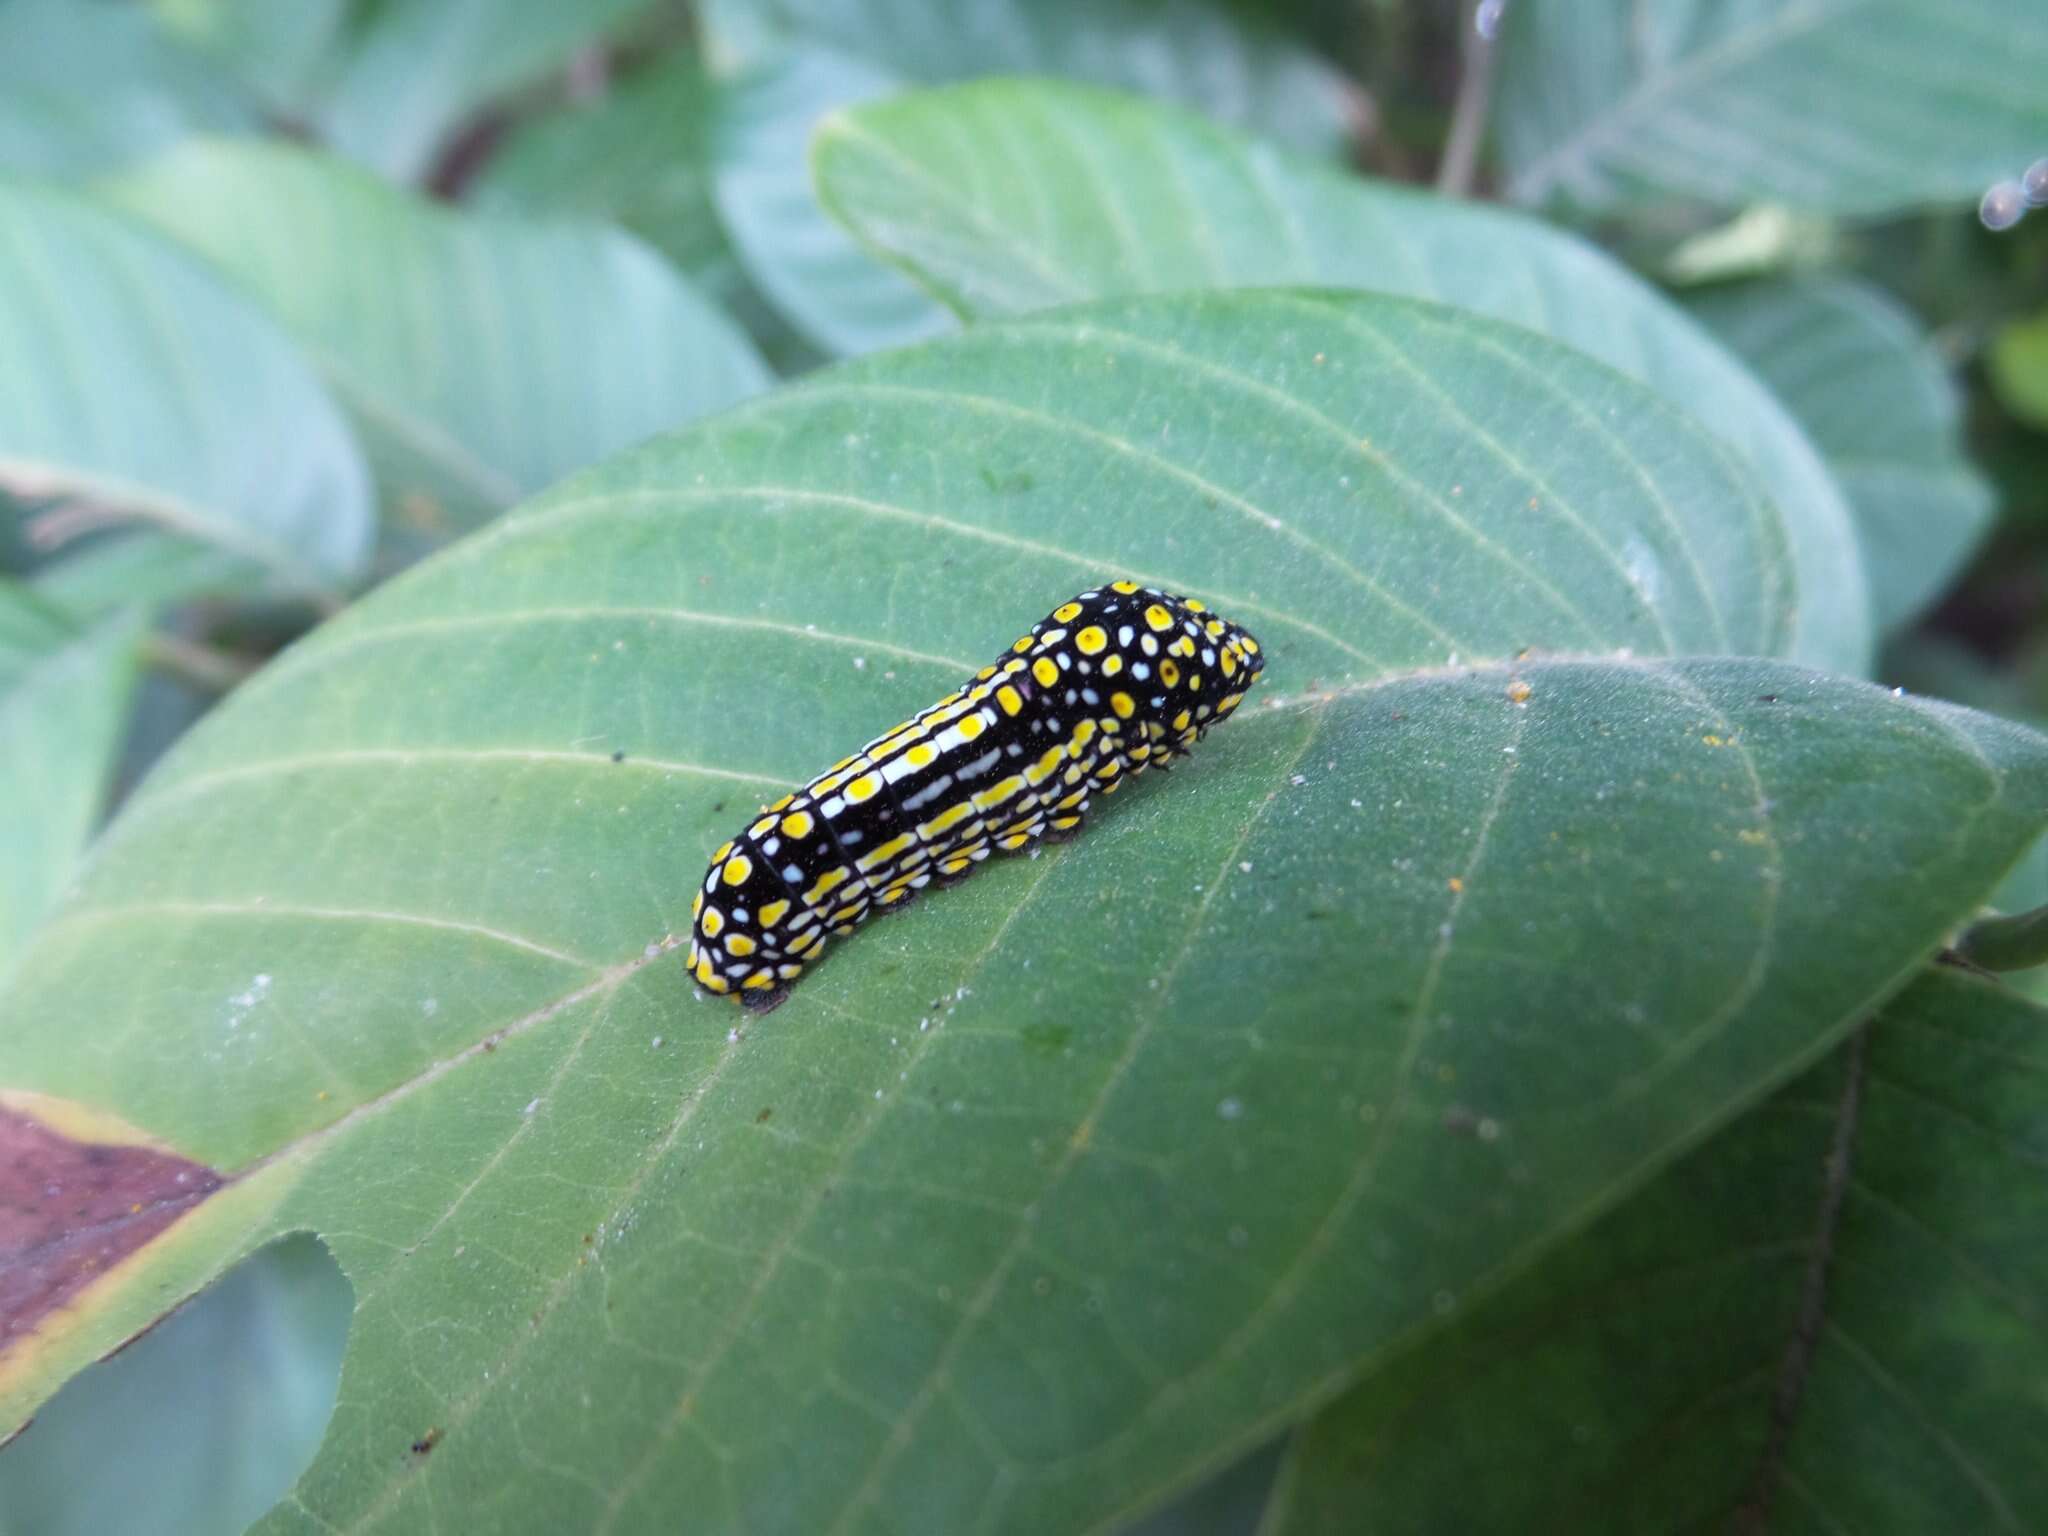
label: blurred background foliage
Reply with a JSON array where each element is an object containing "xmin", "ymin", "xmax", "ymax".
[{"xmin": 0, "ymin": 0, "xmax": 2044, "ymax": 1531}]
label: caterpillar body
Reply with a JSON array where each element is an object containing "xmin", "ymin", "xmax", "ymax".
[{"xmin": 688, "ymin": 582, "xmax": 1265, "ymax": 1011}]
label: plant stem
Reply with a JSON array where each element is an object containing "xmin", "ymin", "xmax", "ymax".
[
  {"xmin": 142, "ymin": 631, "xmax": 260, "ymax": 693},
  {"xmin": 1955, "ymin": 904, "xmax": 2048, "ymax": 972},
  {"xmin": 1437, "ymin": 0, "xmax": 1500, "ymax": 196}
]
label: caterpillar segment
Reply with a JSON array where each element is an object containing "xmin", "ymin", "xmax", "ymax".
[{"xmin": 688, "ymin": 582, "xmax": 1265, "ymax": 1011}]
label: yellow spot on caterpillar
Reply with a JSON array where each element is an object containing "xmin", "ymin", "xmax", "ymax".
[
  {"xmin": 976, "ymin": 665, "xmax": 997, "ymax": 681},
  {"xmin": 1110, "ymin": 580, "xmax": 1140, "ymax": 594},
  {"xmin": 1173, "ymin": 709, "xmax": 1192, "ymax": 732},
  {"xmin": 973, "ymin": 775, "xmax": 1027, "ymax": 810},
  {"xmin": 1185, "ymin": 599, "xmax": 1206, "ymax": 613},
  {"xmin": 1159, "ymin": 658, "xmax": 1181, "ymax": 687},
  {"xmin": 1205, "ymin": 620, "xmax": 1225, "ymax": 638},
  {"xmin": 724, "ymin": 933, "xmax": 757, "ymax": 957},
  {"xmin": 777, "ymin": 964, "xmax": 805, "ymax": 980},
  {"xmin": 781, "ymin": 809, "xmax": 815, "ymax": 839},
  {"xmin": 691, "ymin": 890, "xmax": 704, "ymax": 917},
  {"xmin": 1075, "ymin": 625, "xmax": 1108, "ymax": 655},
  {"xmin": 998, "ymin": 832, "xmax": 1031, "ymax": 850},
  {"xmin": 701, "ymin": 907, "xmax": 724, "ymax": 937},
  {"xmin": 958, "ymin": 712, "xmax": 988, "ymax": 741},
  {"xmin": 750, "ymin": 815, "xmax": 776, "ymax": 838},
  {"xmin": 1054, "ymin": 601, "xmax": 1084, "ymax": 622},
  {"xmin": 921, "ymin": 802, "xmax": 975, "ymax": 838},
  {"xmin": 1032, "ymin": 657, "xmax": 1059, "ymax": 687},
  {"xmin": 857, "ymin": 832, "xmax": 914, "ymax": 871},
  {"xmin": 997, "ymin": 685, "xmax": 1025, "ymax": 716},
  {"xmin": 758, "ymin": 899, "xmax": 790, "ymax": 928},
  {"xmin": 906, "ymin": 741, "xmax": 938, "ymax": 768},
  {"xmin": 846, "ymin": 772, "xmax": 882, "ymax": 802},
  {"xmin": 1242, "ymin": 637, "xmax": 1260, "ymax": 655},
  {"xmin": 1110, "ymin": 692, "xmax": 1136, "ymax": 719},
  {"xmin": 743, "ymin": 972, "xmax": 775, "ymax": 991},
  {"xmin": 1188, "ymin": 673, "xmax": 1203, "ymax": 692},
  {"xmin": 722, "ymin": 854, "xmax": 753, "ymax": 886},
  {"xmin": 767, "ymin": 793, "xmax": 795, "ymax": 813},
  {"xmin": 1013, "ymin": 635, "xmax": 1034, "ymax": 653},
  {"xmin": 805, "ymin": 866, "xmax": 850, "ymax": 904},
  {"xmin": 713, "ymin": 841, "xmax": 734, "ymax": 862},
  {"xmin": 1221, "ymin": 650, "xmax": 1238, "ymax": 676},
  {"xmin": 1145, "ymin": 604, "xmax": 1173, "ymax": 631},
  {"xmin": 1102, "ymin": 654, "xmax": 1123, "ymax": 676}
]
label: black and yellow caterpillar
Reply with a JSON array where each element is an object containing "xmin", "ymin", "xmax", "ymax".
[{"xmin": 688, "ymin": 582, "xmax": 1266, "ymax": 1011}]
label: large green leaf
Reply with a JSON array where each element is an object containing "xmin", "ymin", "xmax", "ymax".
[
  {"xmin": 1493, "ymin": 0, "xmax": 2048, "ymax": 216},
  {"xmin": 0, "ymin": 582, "xmax": 142, "ymax": 976},
  {"xmin": 99, "ymin": 139, "xmax": 771, "ymax": 545},
  {"xmin": 1268, "ymin": 967, "xmax": 2048, "ymax": 1532},
  {"xmin": 704, "ymin": 0, "xmax": 1358, "ymax": 156},
  {"xmin": 1686, "ymin": 276, "xmax": 1995, "ymax": 634},
  {"xmin": 312, "ymin": 0, "xmax": 658, "ymax": 182},
  {"xmin": 471, "ymin": 50, "xmax": 736, "ymax": 295},
  {"xmin": 0, "ymin": 178, "xmax": 372, "ymax": 588},
  {"xmin": 0, "ymin": 0, "xmax": 253, "ymax": 178},
  {"xmin": 810, "ymin": 79, "xmax": 1872, "ymax": 673},
  {"xmin": 150, "ymin": 0, "xmax": 353, "ymax": 117},
  {"xmin": 3, "ymin": 294, "xmax": 2042, "ymax": 1536},
  {"xmin": 712, "ymin": 45, "xmax": 956, "ymax": 358},
  {"xmin": 700, "ymin": 0, "xmax": 1359, "ymax": 358}
]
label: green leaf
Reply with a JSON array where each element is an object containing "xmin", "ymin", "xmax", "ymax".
[
  {"xmin": 471, "ymin": 50, "xmax": 736, "ymax": 294},
  {"xmin": 150, "ymin": 0, "xmax": 355, "ymax": 117},
  {"xmin": 809, "ymin": 79, "xmax": 1872, "ymax": 672},
  {"xmin": 705, "ymin": 0, "xmax": 1358, "ymax": 156},
  {"xmin": 0, "ymin": 0, "xmax": 254, "ymax": 179},
  {"xmin": 1988, "ymin": 308, "xmax": 2048, "ymax": 432},
  {"xmin": 1267, "ymin": 968, "xmax": 2048, "ymax": 1533},
  {"xmin": 99, "ymin": 139, "xmax": 772, "ymax": 543},
  {"xmin": 713, "ymin": 46, "xmax": 956, "ymax": 358},
  {"xmin": 0, "ymin": 583, "xmax": 143, "ymax": 976},
  {"xmin": 313, "ymin": 0, "xmax": 659, "ymax": 182},
  {"xmin": 1685, "ymin": 276, "xmax": 1995, "ymax": 633},
  {"xmin": 0, "ymin": 1236, "xmax": 350, "ymax": 1536},
  {"xmin": 701, "ymin": 0, "xmax": 1359, "ymax": 358},
  {"xmin": 1493, "ymin": 0, "xmax": 2048, "ymax": 216},
  {"xmin": 30, "ymin": 531, "xmax": 267, "ymax": 624},
  {"xmin": 0, "ymin": 178, "xmax": 372, "ymax": 589},
  {"xmin": 3, "ymin": 292, "xmax": 2042, "ymax": 1533}
]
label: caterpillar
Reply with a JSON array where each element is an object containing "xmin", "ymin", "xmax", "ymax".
[{"xmin": 687, "ymin": 582, "xmax": 1266, "ymax": 1012}]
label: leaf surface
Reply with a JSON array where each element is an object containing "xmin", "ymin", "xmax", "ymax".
[
  {"xmin": 100, "ymin": 139, "xmax": 771, "ymax": 544},
  {"xmin": 0, "ymin": 0, "xmax": 253, "ymax": 178},
  {"xmin": 1268, "ymin": 968, "xmax": 2048, "ymax": 1534},
  {"xmin": 1493, "ymin": 0, "xmax": 2048, "ymax": 215},
  {"xmin": 702, "ymin": 0, "xmax": 1359, "ymax": 358},
  {"xmin": 0, "ymin": 179, "xmax": 370, "ymax": 588},
  {"xmin": 313, "ymin": 0, "xmax": 658, "ymax": 182},
  {"xmin": 1686, "ymin": 276, "xmax": 1994, "ymax": 633},
  {"xmin": 1, "ymin": 293, "xmax": 2041, "ymax": 1535},
  {"xmin": 0, "ymin": 586, "xmax": 142, "ymax": 974},
  {"xmin": 810, "ymin": 79, "xmax": 1872, "ymax": 672}
]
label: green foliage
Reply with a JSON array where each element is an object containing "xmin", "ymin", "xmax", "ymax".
[
  {"xmin": 3, "ymin": 3, "xmax": 2046, "ymax": 1533},
  {"xmin": 99, "ymin": 138, "xmax": 769, "ymax": 545},
  {"xmin": 1494, "ymin": 0, "xmax": 2048, "ymax": 215},
  {"xmin": 1683, "ymin": 276, "xmax": 1995, "ymax": 633},
  {"xmin": 0, "ymin": 178, "xmax": 372, "ymax": 588},
  {"xmin": 810, "ymin": 80, "xmax": 1871, "ymax": 670}
]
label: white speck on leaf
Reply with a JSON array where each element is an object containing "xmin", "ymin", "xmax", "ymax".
[
  {"xmin": 522, "ymin": 1099, "xmax": 540, "ymax": 1117},
  {"xmin": 1217, "ymin": 1097, "xmax": 1244, "ymax": 1121}
]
